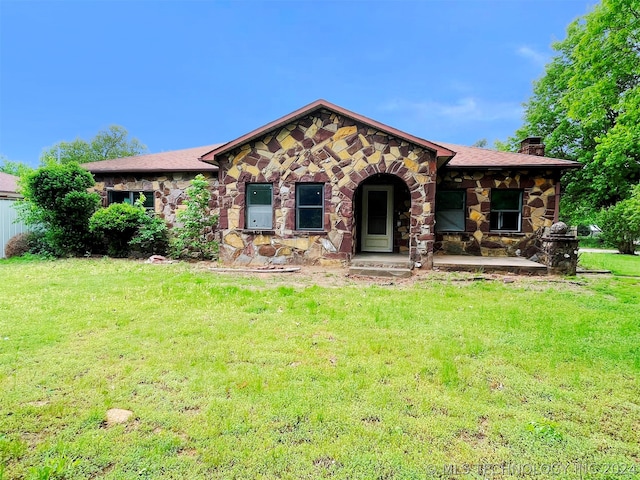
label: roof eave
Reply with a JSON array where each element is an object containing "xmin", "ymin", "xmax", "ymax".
[{"xmin": 444, "ymin": 163, "xmax": 582, "ymax": 170}]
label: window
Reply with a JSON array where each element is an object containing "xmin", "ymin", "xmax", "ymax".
[
  {"xmin": 490, "ymin": 190, "xmax": 522, "ymax": 231},
  {"xmin": 108, "ymin": 191, "xmax": 154, "ymax": 210},
  {"xmin": 296, "ymin": 183, "xmax": 324, "ymax": 230},
  {"xmin": 246, "ymin": 184, "xmax": 273, "ymax": 229},
  {"xmin": 435, "ymin": 190, "xmax": 465, "ymax": 232}
]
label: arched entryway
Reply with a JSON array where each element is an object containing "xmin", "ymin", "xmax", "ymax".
[{"xmin": 354, "ymin": 173, "xmax": 411, "ymax": 255}]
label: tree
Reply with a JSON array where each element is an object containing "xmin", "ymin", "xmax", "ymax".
[
  {"xmin": 597, "ymin": 183, "xmax": 640, "ymax": 254},
  {"xmin": 502, "ymin": 0, "xmax": 640, "ymax": 223},
  {"xmin": 170, "ymin": 174, "xmax": 218, "ymax": 260},
  {"xmin": 0, "ymin": 156, "xmax": 33, "ymax": 177},
  {"xmin": 40, "ymin": 125, "xmax": 147, "ymax": 165},
  {"xmin": 18, "ymin": 163, "xmax": 100, "ymax": 256}
]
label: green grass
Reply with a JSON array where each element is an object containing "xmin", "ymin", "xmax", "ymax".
[
  {"xmin": 578, "ymin": 236, "xmax": 607, "ymax": 249},
  {"xmin": 1, "ymin": 259, "xmax": 639, "ymax": 479},
  {"xmin": 579, "ymin": 252, "xmax": 640, "ymax": 276}
]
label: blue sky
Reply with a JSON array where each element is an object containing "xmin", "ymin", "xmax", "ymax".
[{"xmin": 1, "ymin": 0, "xmax": 596, "ymax": 167}]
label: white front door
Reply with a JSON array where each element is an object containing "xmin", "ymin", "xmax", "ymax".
[{"xmin": 362, "ymin": 185, "xmax": 394, "ymax": 252}]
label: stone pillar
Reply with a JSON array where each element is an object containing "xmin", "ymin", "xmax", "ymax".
[{"xmin": 540, "ymin": 222, "xmax": 579, "ymax": 275}]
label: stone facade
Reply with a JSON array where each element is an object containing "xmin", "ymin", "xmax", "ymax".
[
  {"xmin": 91, "ymin": 172, "xmax": 218, "ymax": 227},
  {"xmin": 435, "ymin": 169, "xmax": 560, "ymax": 257},
  {"xmin": 214, "ymin": 108, "xmax": 437, "ymax": 266}
]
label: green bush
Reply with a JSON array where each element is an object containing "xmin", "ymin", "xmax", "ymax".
[
  {"xmin": 597, "ymin": 184, "xmax": 640, "ymax": 254},
  {"xmin": 89, "ymin": 194, "xmax": 169, "ymax": 258},
  {"xmin": 90, "ymin": 203, "xmax": 145, "ymax": 257},
  {"xmin": 170, "ymin": 174, "xmax": 218, "ymax": 260},
  {"xmin": 18, "ymin": 163, "xmax": 100, "ymax": 256},
  {"xmin": 129, "ymin": 214, "xmax": 169, "ymax": 256}
]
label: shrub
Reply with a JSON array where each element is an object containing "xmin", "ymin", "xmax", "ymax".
[
  {"xmin": 90, "ymin": 194, "xmax": 169, "ymax": 258},
  {"xmin": 18, "ymin": 163, "xmax": 100, "ymax": 256},
  {"xmin": 4, "ymin": 232, "xmax": 32, "ymax": 258},
  {"xmin": 170, "ymin": 174, "xmax": 218, "ymax": 260},
  {"xmin": 129, "ymin": 214, "xmax": 169, "ymax": 256},
  {"xmin": 597, "ymin": 184, "xmax": 640, "ymax": 254},
  {"xmin": 89, "ymin": 203, "xmax": 145, "ymax": 257}
]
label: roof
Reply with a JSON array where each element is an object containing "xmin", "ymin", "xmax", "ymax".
[
  {"xmin": 82, "ymin": 144, "xmax": 222, "ymax": 174},
  {"xmin": 436, "ymin": 142, "xmax": 582, "ymax": 169},
  {"xmin": 0, "ymin": 172, "xmax": 20, "ymax": 196},
  {"xmin": 200, "ymin": 99, "xmax": 456, "ymax": 165}
]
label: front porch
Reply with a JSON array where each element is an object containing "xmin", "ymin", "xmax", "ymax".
[
  {"xmin": 347, "ymin": 253, "xmax": 547, "ymax": 277},
  {"xmin": 432, "ymin": 255, "xmax": 547, "ymax": 275}
]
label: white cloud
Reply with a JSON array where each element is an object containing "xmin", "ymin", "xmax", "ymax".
[
  {"xmin": 516, "ymin": 45, "xmax": 548, "ymax": 67},
  {"xmin": 380, "ymin": 97, "xmax": 523, "ymax": 123}
]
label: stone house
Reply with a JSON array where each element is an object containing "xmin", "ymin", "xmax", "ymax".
[{"xmin": 85, "ymin": 100, "xmax": 580, "ymax": 268}]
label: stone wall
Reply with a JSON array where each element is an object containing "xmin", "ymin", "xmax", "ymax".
[
  {"xmin": 435, "ymin": 169, "xmax": 560, "ymax": 257},
  {"xmin": 91, "ymin": 172, "xmax": 218, "ymax": 227},
  {"xmin": 215, "ymin": 108, "xmax": 437, "ymax": 266}
]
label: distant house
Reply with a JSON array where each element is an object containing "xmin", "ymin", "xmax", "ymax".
[
  {"xmin": 0, "ymin": 172, "xmax": 29, "ymax": 258},
  {"xmin": 84, "ymin": 100, "xmax": 580, "ymax": 268}
]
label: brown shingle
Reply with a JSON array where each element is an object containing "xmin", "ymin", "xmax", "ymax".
[
  {"xmin": 82, "ymin": 144, "xmax": 222, "ymax": 174},
  {"xmin": 0, "ymin": 172, "xmax": 19, "ymax": 195},
  {"xmin": 436, "ymin": 142, "xmax": 581, "ymax": 169}
]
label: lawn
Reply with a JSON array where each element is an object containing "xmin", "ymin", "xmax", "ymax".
[
  {"xmin": 1, "ymin": 259, "xmax": 639, "ymax": 479},
  {"xmin": 579, "ymin": 252, "xmax": 640, "ymax": 276}
]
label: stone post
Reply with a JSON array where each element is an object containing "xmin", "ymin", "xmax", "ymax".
[{"xmin": 540, "ymin": 222, "xmax": 579, "ymax": 275}]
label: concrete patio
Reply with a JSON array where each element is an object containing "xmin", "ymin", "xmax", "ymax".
[
  {"xmin": 348, "ymin": 253, "xmax": 547, "ymax": 277},
  {"xmin": 432, "ymin": 255, "xmax": 547, "ymax": 274}
]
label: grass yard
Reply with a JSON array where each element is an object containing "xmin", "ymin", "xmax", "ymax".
[
  {"xmin": 1, "ymin": 259, "xmax": 639, "ymax": 479},
  {"xmin": 579, "ymin": 252, "xmax": 640, "ymax": 277}
]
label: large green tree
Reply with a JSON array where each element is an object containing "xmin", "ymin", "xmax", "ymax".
[
  {"xmin": 502, "ymin": 0, "xmax": 640, "ymax": 223},
  {"xmin": 0, "ymin": 155, "xmax": 33, "ymax": 177},
  {"xmin": 40, "ymin": 125, "xmax": 147, "ymax": 165}
]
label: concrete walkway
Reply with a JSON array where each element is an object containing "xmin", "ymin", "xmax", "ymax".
[{"xmin": 579, "ymin": 248, "xmax": 620, "ymax": 254}]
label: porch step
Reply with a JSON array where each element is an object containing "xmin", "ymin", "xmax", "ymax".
[
  {"xmin": 348, "ymin": 254, "xmax": 413, "ymax": 278},
  {"xmin": 348, "ymin": 266, "xmax": 413, "ymax": 278}
]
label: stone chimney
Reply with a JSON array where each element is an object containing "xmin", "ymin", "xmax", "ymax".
[{"xmin": 518, "ymin": 136, "xmax": 545, "ymax": 156}]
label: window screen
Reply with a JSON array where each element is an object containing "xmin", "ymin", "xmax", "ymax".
[
  {"xmin": 435, "ymin": 190, "xmax": 465, "ymax": 232},
  {"xmin": 246, "ymin": 184, "xmax": 273, "ymax": 229}
]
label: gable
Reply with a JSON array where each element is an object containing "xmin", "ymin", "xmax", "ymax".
[
  {"xmin": 212, "ymin": 108, "xmax": 438, "ymax": 180},
  {"xmin": 201, "ymin": 99, "xmax": 455, "ymax": 166}
]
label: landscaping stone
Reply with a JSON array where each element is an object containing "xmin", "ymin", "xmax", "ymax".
[{"xmin": 106, "ymin": 408, "xmax": 133, "ymax": 426}]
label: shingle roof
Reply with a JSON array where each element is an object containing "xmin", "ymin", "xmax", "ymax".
[
  {"xmin": 0, "ymin": 172, "xmax": 19, "ymax": 195},
  {"xmin": 200, "ymin": 99, "xmax": 457, "ymax": 165},
  {"xmin": 82, "ymin": 144, "xmax": 222, "ymax": 174},
  {"xmin": 436, "ymin": 142, "xmax": 582, "ymax": 169}
]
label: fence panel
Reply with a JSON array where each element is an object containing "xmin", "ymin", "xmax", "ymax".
[{"xmin": 0, "ymin": 199, "xmax": 29, "ymax": 258}]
